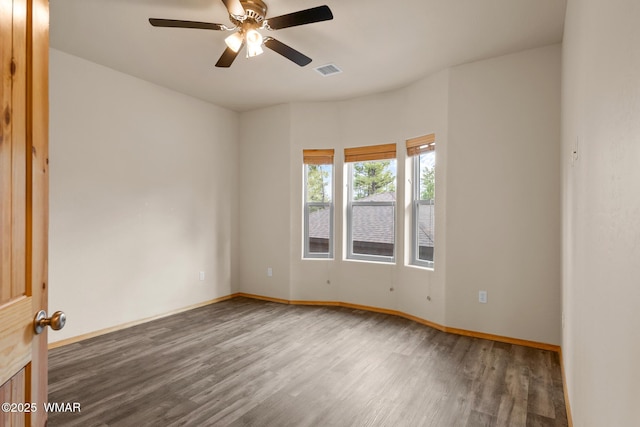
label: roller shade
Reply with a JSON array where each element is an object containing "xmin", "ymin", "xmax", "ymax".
[
  {"xmin": 303, "ymin": 149, "xmax": 335, "ymax": 165},
  {"xmin": 406, "ymin": 134, "xmax": 435, "ymax": 157},
  {"xmin": 344, "ymin": 143, "xmax": 396, "ymax": 163}
]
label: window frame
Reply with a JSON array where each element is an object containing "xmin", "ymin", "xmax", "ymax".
[
  {"xmin": 411, "ymin": 147, "xmax": 435, "ymax": 269},
  {"xmin": 303, "ymin": 162, "xmax": 334, "ymax": 259},
  {"xmin": 346, "ymin": 160, "xmax": 397, "ymax": 263}
]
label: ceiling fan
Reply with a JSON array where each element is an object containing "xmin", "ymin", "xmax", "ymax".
[{"xmin": 149, "ymin": 0, "xmax": 333, "ymax": 68}]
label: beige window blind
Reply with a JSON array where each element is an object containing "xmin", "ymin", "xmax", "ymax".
[
  {"xmin": 344, "ymin": 143, "xmax": 396, "ymax": 163},
  {"xmin": 303, "ymin": 149, "xmax": 335, "ymax": 165},
  {"xmin": 406, "ymin": 133, "xmax": 436, "ymax": 157}
]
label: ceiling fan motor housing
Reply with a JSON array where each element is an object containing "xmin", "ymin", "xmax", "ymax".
[{"xmin": 230, "ymin": 0, "xmax": 268, "ymax": 26}]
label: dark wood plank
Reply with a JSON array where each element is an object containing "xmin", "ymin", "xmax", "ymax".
[{"xmin": 47, "ymin": 297, "xmax": 568, "ymax": 426}]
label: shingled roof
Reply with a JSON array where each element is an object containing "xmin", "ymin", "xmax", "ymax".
[{"xmin": 308, "ymin": 192, "xmax": 434, "ymax": 247}]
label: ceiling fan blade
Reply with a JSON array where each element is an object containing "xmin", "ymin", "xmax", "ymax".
[
  {"xmin": 149, "ymin": 18, "xmax": 226, "ymax": 31},
  {"xmin": 264, "ymin": 38, "xmax": 312, "ymax": 66},
  {"xmin": 221, "ymin": 0, "xmax": 245, "ymax": 17},
  {"xmin": 215, "ymin": 45, "xmax": 243, "ymax": 68},
  {"xmin": 265, "ymin": 5, "xmax": 333, "ymax": 30}
]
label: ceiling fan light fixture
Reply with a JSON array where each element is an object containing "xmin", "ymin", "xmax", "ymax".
[
  {"xmin": 246, "ymin": 43, "xmax": 264, "ymax": 58},
  {"xmin": 224, "ymin": 31, "xmax": 244, "ymax": 52},
  {"xmin": 245, "ymin": 28, "xmax": 264, "ymax": 57}
]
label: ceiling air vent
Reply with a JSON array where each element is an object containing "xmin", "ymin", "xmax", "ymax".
[{"xmin": 314, "ymin": 63, "xmax": 342, "ymax": 77}]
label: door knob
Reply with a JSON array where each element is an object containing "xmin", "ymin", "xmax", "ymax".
[{"xmin": 33, "ymin": 310, "xmax": 66, "ymax": 335}]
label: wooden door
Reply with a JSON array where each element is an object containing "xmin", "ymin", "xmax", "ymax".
[{"xmin": 1, "ymin": 0, "xmax": 49, "ymax": 425}]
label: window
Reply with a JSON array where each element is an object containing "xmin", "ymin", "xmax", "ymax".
[
  {"xmin": 345, "ymin": 143, "xmax": 397, "ymax": 262},
  {"xmin": 303, "ymin": 149, "xmax": 334, "ymax": 258},
  {"xmin": 407, "ymin": 134, "xmax": 435, "ymax": 267}
]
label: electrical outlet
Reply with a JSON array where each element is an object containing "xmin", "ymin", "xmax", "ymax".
[
  {"xmin": 199, "ymin": 271, "xmax": 205, "ymax": 281},
  {"xmin": 267, "ymin": 267, "xmax": 273, "ymax": 277},
  {"xmin": 478, "ymin": 291, "xmax": 488, "ymax": 304}
]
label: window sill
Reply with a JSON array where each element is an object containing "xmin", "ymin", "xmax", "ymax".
[
  {"xmin": 343, "ymin": 257, "xmax": 396, "ymax": 266},
  {"xmin": 406, "ymin": 263, "xmax": 434, "ymax": 272},
  {"xmin": 302, "ymin": 257, "xmax": 334, "ymax": 261}
]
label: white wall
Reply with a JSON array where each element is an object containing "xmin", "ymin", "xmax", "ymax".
[
  {"xmin": 49, "ymin": 49, "xmax": 240, "ymax": 343},
  {"xmin": 446, "ymin": 45, "xmax": 562, "ymax": 344},
  {"xmin": 562, "ymin": 1, "xmax": 640, "ymax": 425},
  {"xmin": 237, "ymin": 104, "xmax": 291, "ymax": 300},
  {"xmin": 239, "ymin": 44, "xmax": 561, "ymax": 345}
]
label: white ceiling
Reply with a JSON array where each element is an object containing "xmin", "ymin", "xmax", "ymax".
[{"xmin": 50, "ymin": 0, "xmax": 567, "ymax": 112}]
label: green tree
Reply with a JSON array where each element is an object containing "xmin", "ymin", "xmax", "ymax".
[
  {"xmin": 307, "ymin": 165, "xmax": 331, "ymax": 203},
  {"xmin": 421, "ymin": 165, "xmax": 435, "ymax": 200},
  {"xmin": 353, "ymin": 161, "xmax": 395, "ymax": 200}
]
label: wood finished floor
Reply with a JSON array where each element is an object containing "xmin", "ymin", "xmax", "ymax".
[{"xmin": 48, "ymin": 297, "xmax": 568, "ymax": 427}]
